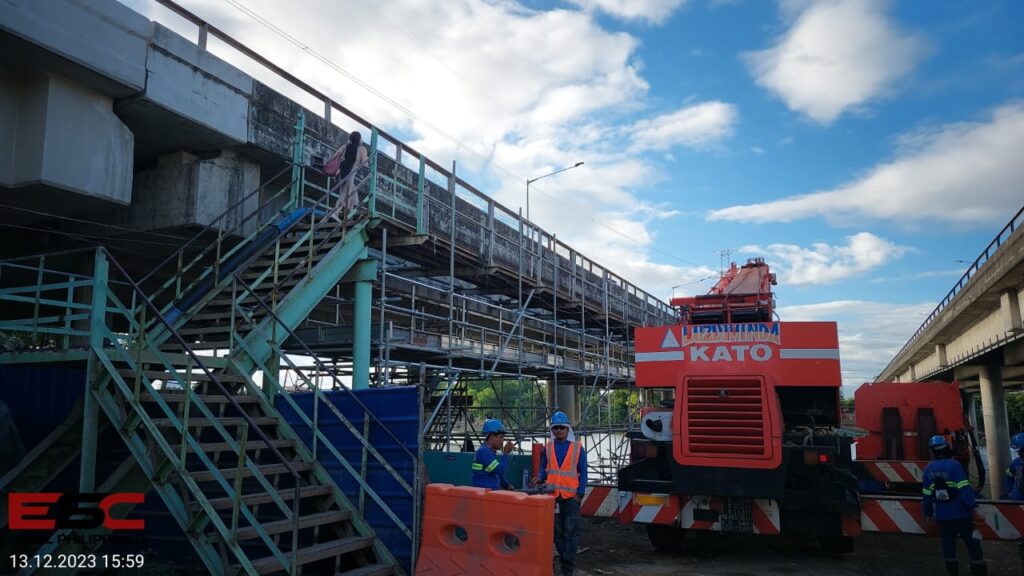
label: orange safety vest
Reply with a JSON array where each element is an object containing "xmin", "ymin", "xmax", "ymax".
[{"xmin": 545, "ymin": 440, "xmax": 582, "ymax": 499}]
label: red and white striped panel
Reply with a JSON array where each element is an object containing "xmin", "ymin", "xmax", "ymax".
[
  {"xmin": 617, "ymin": 491, "xmax": 677, "ymax": 525},
  {"xmin": 861, "ymin": 497, "xmax": 1024, "ymax": 540},
  {"xmin": 580, "ymin": 486, "xmax": 620, "ymax": 519},
  {"xmin": 680, "ymin": 496, "xmax": 781, "ymax": 535},
  {"xmin": 860, "ymin": 461, "xmax": 927, "ymax": 483}
]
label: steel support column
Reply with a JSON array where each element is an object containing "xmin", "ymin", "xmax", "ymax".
[
  {"xmin": 81, "ymin": 249, "xmax": 109, "ymax": 492},
  {"xmin": 980, "ymin": 363, "xmax": 1010, "ymax": 498},
  {"xmin": 353, "ymin": 280, "xmax": 372, "ymax": 390}
]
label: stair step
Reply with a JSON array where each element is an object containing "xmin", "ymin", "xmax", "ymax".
[
  {"xmin": 118, "ymin": 369, "xmax": 248, "ymax": 384},
  {"xmin": 190, "ymin": 439, "xmax": 295, "ymax": 453},
  {"xmin": 163, "ymin": 341, "xmax": 233, "ymax": 351},
  {"xmin": 205, "ymin": 484, "xmax": 333, "ymax": 511},
  {"xmin": 151, "ymin": 416, "xmax": 277, "ymax": 428},
  {"xmin": 234, "ymin": 509, "xmax": 351, "ymax": 541},
  {"xmin": 249, "ymin": 537, "xmax": 375, "ymax": 575},
  {"xmin": 337, "ymin": 565, "xmax": 394, "ymax": 576},
  {"xmin": 141, "ymin": 392, "xmax": 261, "ymax": 405},
  {"xmin": 190, "ymin": 461, "xmax": 314, "ymax": 483},
  {"xmin": 178, "ymin": 326, "xmax": 232, "ymax": 336}
]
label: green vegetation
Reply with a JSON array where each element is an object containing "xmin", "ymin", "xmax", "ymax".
[
  {"xmin": 465, "ymin": 380, "xmax": 637, "ymax": 429},
  {"xmin": 1007, "ymin": 392, "xmax": 1024, "ymax": 432}
]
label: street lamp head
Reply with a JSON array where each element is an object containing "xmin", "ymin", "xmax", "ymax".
[{"xmin": 574, "ymin": 161, "xmax": 584, "ymax": 167}]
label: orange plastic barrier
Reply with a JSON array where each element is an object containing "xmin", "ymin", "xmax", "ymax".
[{"xmin": 416, "ymin": 483, "xmax": 555, "ymax": 576}]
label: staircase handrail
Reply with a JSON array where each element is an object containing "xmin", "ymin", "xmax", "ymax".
[{"xmin": 102, "ymin": 247, "xmax": 304, "ymax": 573}]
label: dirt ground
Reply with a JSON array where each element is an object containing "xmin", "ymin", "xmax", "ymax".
[{"xmin": 571, "ymin": 518, "xmax": 1024, "ymax": 576}]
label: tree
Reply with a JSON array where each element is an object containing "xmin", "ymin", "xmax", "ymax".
[{"xmin": 1007, "ymin": 392, "xmax": 1024, "ymax": 432}]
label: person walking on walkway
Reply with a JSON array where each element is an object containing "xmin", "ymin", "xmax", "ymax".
[
  {"xmin": 472, "ymin": 418, "xmax": 514, "ymax": 490},
  {"xmin": 325, "ymin": 131, "xmax": 368, "ymax": 221},
  {"xmin": 534, "ymin": 411, "xmax": 587, "ymax": 576},
  {"xmin": 923, "ymin": 435, "xmax": 985, "ymax": 576}
]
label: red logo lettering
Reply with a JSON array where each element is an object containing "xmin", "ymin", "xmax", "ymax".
[{"xmin": 8, "ymin": 493, "xmax": 145, "ymax": 530}]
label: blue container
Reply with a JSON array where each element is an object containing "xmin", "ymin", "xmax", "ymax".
[
  {"xmin": 0, "ymin": 365, "xmax": 195, "ymax": 566},
  {"xmin": 276, "ymin": 386, "xmax": 419, "ymax": 573}
]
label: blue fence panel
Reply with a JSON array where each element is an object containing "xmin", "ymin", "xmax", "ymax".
[{"xmin": 276, "ymin": 386, "xmax": 419, "ymax": 573}]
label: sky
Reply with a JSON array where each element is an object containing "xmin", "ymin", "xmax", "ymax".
[{"xmin": 118, "ymin": 0, "xmax": 1024, "ymax": 392}]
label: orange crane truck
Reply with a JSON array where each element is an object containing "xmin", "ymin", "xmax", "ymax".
[{"xmin": 618, "ymin": 258, "xmax": 861, "ymax": 553}]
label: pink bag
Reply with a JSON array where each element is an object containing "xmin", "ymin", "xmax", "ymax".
[{"xmin": 324, "ymin": 147, "xmax": 343, "ymax": 177}]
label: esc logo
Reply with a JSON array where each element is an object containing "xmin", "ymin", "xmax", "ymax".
[{"xmin": 8, "ymin": 493, "xmax": 146, "ymax": 530}]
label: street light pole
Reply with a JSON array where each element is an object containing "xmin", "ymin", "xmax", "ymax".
[{"xmin": 526, "ymin": 161, "xmax": 584, "ymax": 221}]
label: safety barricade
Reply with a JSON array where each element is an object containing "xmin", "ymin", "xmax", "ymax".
[
  {"xmin": 580, "ymin": 485, "xmax": 620, "ymax": 519},
  {"xmin": 416, "ymin": 483, "xmax": 555, "ymax": 576},
  {"xmin": 860, "ymin": 496, "xmax": 1024, "ymax": 540},
  {"xmin": 856, "ymin": 460, "xmax": 928, "ymax": 484}
]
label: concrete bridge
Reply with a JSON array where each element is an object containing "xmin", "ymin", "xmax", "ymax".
[
  {"xmin": 1, "ymin": 0, "xmax": 675, "ymax": 438},
  {"xmin": 877, "ymin": 206, "xmax": 1024, "ymax": 497}
]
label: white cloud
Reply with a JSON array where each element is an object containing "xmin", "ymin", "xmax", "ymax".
[
  {"xmin": 709, "ymin": 103, "xmax": 1024, "ymax": 227},
  {"xmin": 743, "ymin": 0, "xmax": 926, "ymax": 124},
  {"xmin": 750, "ymin": 145, "xmax": 765, "ymax": 155},
  {"xmin": 778, "ymin": 300, "xmax": 933, "ymax": 387},
  {"xmin": 119, "ymin": 0, "xmax": 733, "ymax": 299},
  {"xmin": 569, "ymin": 0, "xmax": 686, "ymax": 25},
  {"xmin": 742, "ymin": 232, "xmax": 907, "ymax": 285},
  {"xmin": 629, "ymin": 101, "xmax": 738, "ymax": 152}
]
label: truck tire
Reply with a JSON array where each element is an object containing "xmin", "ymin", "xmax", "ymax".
[
  {"xmin": 646, "ymin": 524, "xmax": 686, "ymax": 553},
  {"xmin": 818, "ymin": 534, "xmax": 854, "ymax": 555}
]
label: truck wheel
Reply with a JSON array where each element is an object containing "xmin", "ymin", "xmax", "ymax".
[
  {"xmin": 646, "ymin": 524, "xmax": 686, "ymax": 553},
  {"xmin": 818, "ymin": 534, "xmax": 854, "ymax": 555}
]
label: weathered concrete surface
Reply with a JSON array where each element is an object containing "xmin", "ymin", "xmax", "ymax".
[
  {"xmin": 0, "ymin": 71, "xmax": 133, "ymax": 204},
  {"xmin": 134, "ymin": 23, "xmax": 252, "ymax": 144},
  {"xmin": 0, "ymin": 0, "xmax": 148, "ymax": 97},
  {"xmin": 115, "ymin": 150, "xmax": 259, "ymax": 232}
]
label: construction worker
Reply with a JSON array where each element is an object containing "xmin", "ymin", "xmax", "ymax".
[
  {"xmin": 923, "ymin": 435, "xmax": 985, "ymax": 576},
  {"xmin": 472, "ymin": 418, "xmax": 514, "ymax": 490},
  {"xmin": 1003, "ymin": 432, "xmax": 1024, "ymax": 500},
  {"xmin": 533, "ymin": 411, "xmax": 587, "ymax": 576}
]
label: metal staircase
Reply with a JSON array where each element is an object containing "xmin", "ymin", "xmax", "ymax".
[{"xmin": 0, "ymin": 117, "xmax": 413, "ymax": 575}]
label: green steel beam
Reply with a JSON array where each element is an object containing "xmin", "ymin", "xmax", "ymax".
[
  {"xmin": 238, "ymin": 227, "xmax": 369, "ymax": 371},
  {"xmin": 0, "ymin": 349, "xmax": 90, "ymax": 364},
  {"xmin": 290, "ymin": 110, "xmax": 305, "ymax": 206},
  {"xmin": 369, "ymin": 129, "xmax": 378, "ymax": 218},
  {"xmin": 341, "ymin": 259, "xmax": 378, "ymax": 283},
  {"xmin": 416, "ymin": 155, "xmax": 426, "ymax": 235},
  {"xmin": 80, "ymin": 249, "xmax": 108, "ymax": 492},
  {"xmin": 353, "ymin": 278, "xmax": 372, "ymax": 390}
]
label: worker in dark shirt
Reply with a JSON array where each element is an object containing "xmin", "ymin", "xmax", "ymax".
[
  {"xmin": 922, "ymin": 435, "xmax": 985, "ymax": 576},
  {"xmin": 471, "ymin": 418, "xmax": 514, "ymax": 490},
  {"xmin": 1003, "ymin": 432, "xmax": 1024, "ymax": 500}
]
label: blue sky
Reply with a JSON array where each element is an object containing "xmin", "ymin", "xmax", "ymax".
[{"xmin": 125, "ymin": 0, "xmax": 1024, "ymax": 388}]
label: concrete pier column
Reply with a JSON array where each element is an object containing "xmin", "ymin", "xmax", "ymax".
[
  {"xmin": 352, "ymin": 279, "xmax": 372, "ymax": 390},
  {"xmin": 556, "ymin": 384, "xmax": 577, "ymax": 424},
  {"xmin": 980, "ymin": 364, "xmax": 1010, "ymax": 498}
]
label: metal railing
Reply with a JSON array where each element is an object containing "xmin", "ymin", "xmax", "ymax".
[
  {"xmin": 878, "ymin": 205, "xmax": 1024, "ymax": 379},
  {"xmin": 150, "ymin": 0, "xmax": 676, "ymax": 329}
]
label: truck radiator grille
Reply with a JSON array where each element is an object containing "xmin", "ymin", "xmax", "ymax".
[{"xmin": 684, "ymin": 378, "xmax": 768, "ymax": 458}]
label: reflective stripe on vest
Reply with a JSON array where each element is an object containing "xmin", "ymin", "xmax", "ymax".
[{"xmin": 546, "ymin": 440, "xmax": 581, "ymax": 499}]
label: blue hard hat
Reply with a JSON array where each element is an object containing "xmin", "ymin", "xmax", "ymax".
[
  {"xmin": 928, "ymin": 435, "xmax": 949, "ymax": 451},
  {"xmin": 551, "ymin": 411, "xmax": 570, "ymax": 427},
  {"xmin": 482, "ymin": 418, "xmax": 506, "ymax": 436},
  {"xmin": 1011, "ymin": 432, "xmax": 1024, "ymax": 452}
]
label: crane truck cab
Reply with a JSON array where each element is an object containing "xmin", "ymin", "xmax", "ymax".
[{"xmin": 619, "ymin": 258, "xmax": 860, "ymax": 553}]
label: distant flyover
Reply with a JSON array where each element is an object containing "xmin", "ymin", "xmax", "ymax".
[{"xmin": 876, "ymin": 206, "xmax": 1024, "ymax": 497}]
